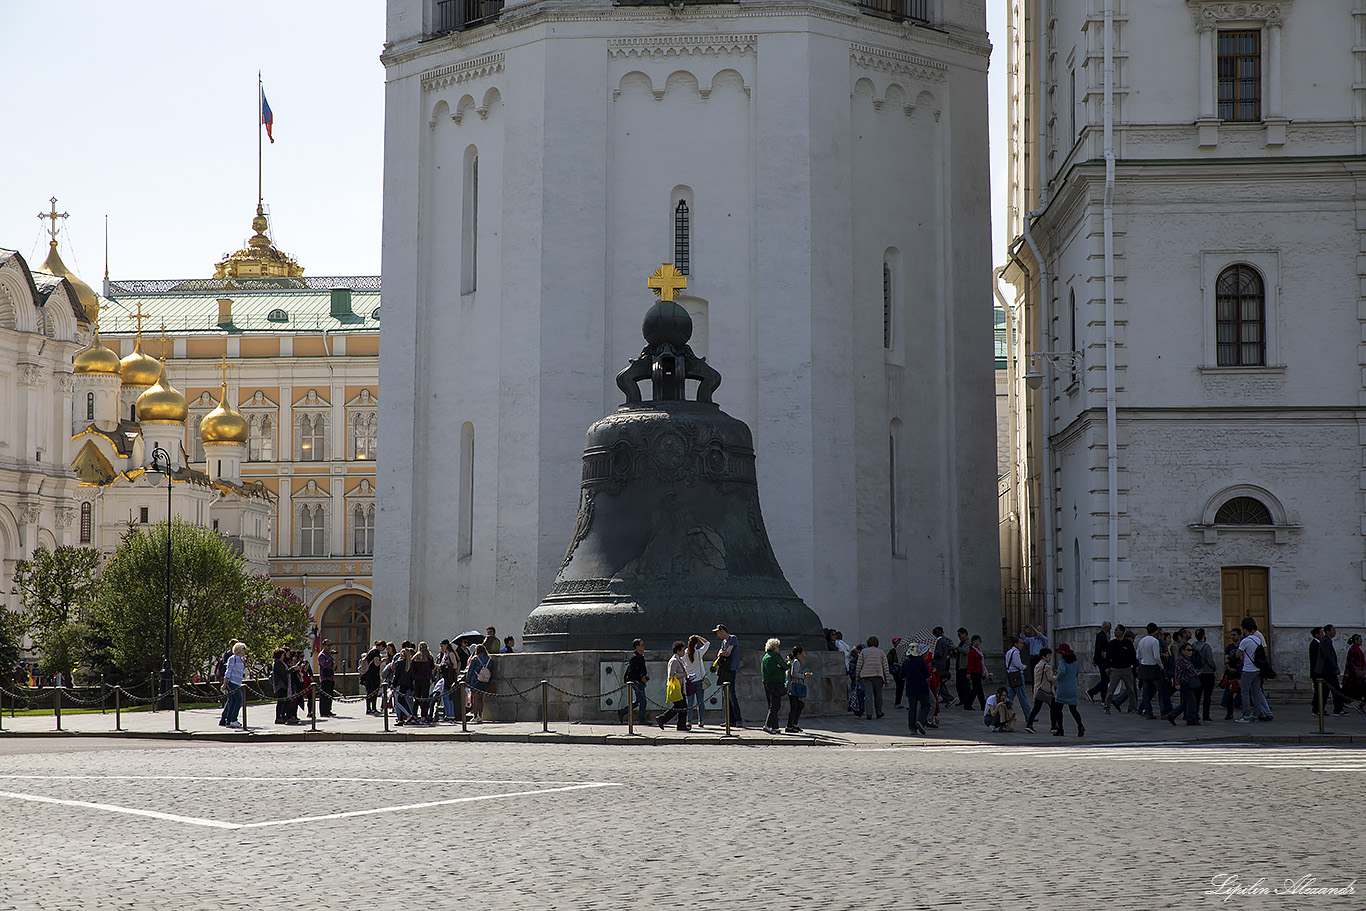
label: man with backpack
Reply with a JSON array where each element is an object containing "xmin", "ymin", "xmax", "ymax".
[{"xmin": 1236, "ymin": 617, "xmax": 1274, "ymax": 723}]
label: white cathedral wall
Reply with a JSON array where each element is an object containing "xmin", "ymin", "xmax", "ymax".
[{"xmin": 377, "ymin": 6, "xmax": 999, "ymax": 646}]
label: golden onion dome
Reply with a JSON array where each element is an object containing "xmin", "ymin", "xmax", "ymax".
[
  {"xmin": 136, "ymin": 360, "xmax": 188, "ymax": 423},
  {"xmin": 37, "ymin": 241, "xmax": 99, "ymax": 323},
  {"xmin": 200, "ymin": 383, "xmax": 249, "ymax": 444},
  {"xmin": 73, "ymin": 328, "xmax": 121, "ymax": 376},
  {"xmin": 120, "ymin": 340, "xmax": 162, "ymax": 387}
]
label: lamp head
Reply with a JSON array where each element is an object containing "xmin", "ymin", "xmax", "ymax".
[{"xmin": 1024, "ymin": 368, "xmax": 1044, "ymax": 390}]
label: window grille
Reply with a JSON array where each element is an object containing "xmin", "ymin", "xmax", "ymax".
[
  {"xmin": 1214, "ymin": 497, "xmax": 1273, "ymax": 525},
  {"xmin": 674, "ymin": 200, "xmax": 691, "ymax": 276}
]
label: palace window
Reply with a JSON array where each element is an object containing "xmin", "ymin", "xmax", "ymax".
[
  {"xmin": 1217, "ymin": 30, "xmax": 1260, "ymax": 122},
  {"xmin": 300, "ymin": 504, "xmax": 327, "ymax": 556},
  {"xmin": 352, "ymin": 412, "xmax": 377, "ymax": 460},
  {"xmin": 1215, "ymin": 265, "xmax": 1265, "ymax": 367},
  {"xmin": 353, "ymin": 504, "xmax": 375, "ymax": 555},
  {"xmin": 300, "ymin": 415, "xmax": 325, "ymax": 461},
  {"xmin": 249, "ymin": 414, "xmax": 274, "ymax": 461}
]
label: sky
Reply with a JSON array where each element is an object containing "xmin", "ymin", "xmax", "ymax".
[{"xmin": 0, "ymin": 0, "xmax": 1009, "ymax": 282}]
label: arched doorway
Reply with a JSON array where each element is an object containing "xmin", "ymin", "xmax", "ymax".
[{"xmin": 321, "ymin": 593, "xmax": 371, "ymax": 673}]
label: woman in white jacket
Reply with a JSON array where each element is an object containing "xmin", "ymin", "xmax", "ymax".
[{"xmin": 682, "ymin": 634, "xmax": 710, "ymax": 727}]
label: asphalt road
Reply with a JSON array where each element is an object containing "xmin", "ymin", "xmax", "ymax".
[{"xmin": 0, "ymin": 738, "xmax": 1359, "ymax": 910}]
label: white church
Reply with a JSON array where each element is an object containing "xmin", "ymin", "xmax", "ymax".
[
  {"xmin": 1003, "ymin": 0, "xmax": 1366, "ymax": 675},
  {"xmin": 375, "ymin": 0, "xmax": 1000, "ymax": 646}
]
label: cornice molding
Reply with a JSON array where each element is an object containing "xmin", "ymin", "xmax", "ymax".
[
  {"xmin": 1186, "ymin": 1, "xmax": 1292, "ymax": 31},
  {"xmin": 421, "ymin": 52, "xmax": 505, "ymax": 93},
  {"xmin": 850, "ymin": 42, "xmax": 948, "ymax": 83},
  {"xmin": 607, "ymin": 34, "xmax": 756, "ymax": 59}
]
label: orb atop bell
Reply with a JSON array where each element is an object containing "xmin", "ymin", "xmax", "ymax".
[{"xmin": 522, "ymin": 265, "xmax": 825, "ymax": 652}]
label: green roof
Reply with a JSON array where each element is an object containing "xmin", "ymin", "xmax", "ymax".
[{"xmin": 99, "ymin": 281, "xmax": 380, "ymax": 335}]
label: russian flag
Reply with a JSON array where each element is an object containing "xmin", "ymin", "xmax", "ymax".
[{"xmin": 260, "ymin": 86, "xmax": 274, "ymax": 143}]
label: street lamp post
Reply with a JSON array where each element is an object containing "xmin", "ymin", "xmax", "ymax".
[{"xmin": 150, "ymin": 444, "xmax": 174, "ymax": 710}]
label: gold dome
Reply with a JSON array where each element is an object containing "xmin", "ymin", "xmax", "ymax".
[
  {"xmin": 136, "ymin": 360, "xmax": 188, "ymax": 424},
  {"xmin": 120, "ymin": 340, "xmax": 162, "ymax": 387},
  {"xmin": 37, "ymin": 241, "xmax": 99, "ymax": 323},
  {"xmin": 73, "ymin": 328, "xmax": 121, "ymax": 376},
  {"xmin": 200, "ymin": 383, "xmax": 249, "ymax": 444}
]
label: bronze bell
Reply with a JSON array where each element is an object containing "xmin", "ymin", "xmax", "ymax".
[{"xmin": 522, "ymin": 291, "xmax": 825, "ymax": 652}]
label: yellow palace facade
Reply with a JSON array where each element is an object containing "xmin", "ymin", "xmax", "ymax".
[{"xmin": 98, "ymin": 205, "xmax": 380, "ymax": 670}]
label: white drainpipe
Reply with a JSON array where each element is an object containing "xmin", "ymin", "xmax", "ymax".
[{"xmin": 1103, "ymin": 2, "xmax": 1119, "ymax": 619}]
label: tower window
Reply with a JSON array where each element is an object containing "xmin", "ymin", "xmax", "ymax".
[
  {"xmin": 674, "ymin": 200, "xmax": 691, "ymax": 276},
  {"xmin": 86, "ymin": 392, "xmax": 95, "ymax": 421},
  {"xmin": 80, "ymin": 502, "xmax": 92, "ymax": 544},
  {"xmin": 883, "ymin": 263, "xmax": 892, "ymax": 349},
  {"xmin": 139, "ymin": 507, "xmax": 149, "ymax": 524}
]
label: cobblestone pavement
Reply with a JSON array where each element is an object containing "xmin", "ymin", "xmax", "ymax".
[{"xmin": 0, "ymin": 736, "xmax": 1360, "ymax": 911}]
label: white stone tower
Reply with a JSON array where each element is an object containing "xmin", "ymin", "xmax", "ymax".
[{"xmin": 376, "ymin": 0, "xmax": 1000, "ymax": 647}]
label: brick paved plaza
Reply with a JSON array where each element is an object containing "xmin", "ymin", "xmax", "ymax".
[{"xmin": 0, "ymin": 710, "xmax": 1361, "ymax": 910}]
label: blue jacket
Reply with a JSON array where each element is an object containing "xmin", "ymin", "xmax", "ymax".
[
  {"xmin": 1055, "ymin": 658, "xmax": 1079, "ymax": 705},
  {"xmin": 899, "ymin": 657, "xmax": 932, "ymax": 698}
]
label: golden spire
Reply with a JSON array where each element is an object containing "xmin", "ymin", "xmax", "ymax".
[
  {"xmin": 647, "ymin": 263, "xmax": 688, "ymax": 302},
  {"xmin": 213, "ymin": 203, "xmax": 304, "ymax": 280}
]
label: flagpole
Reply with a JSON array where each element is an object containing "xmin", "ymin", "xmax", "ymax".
[{"xmin": 257, "ymin": 72, "xmax": 263, "ymax": 208}]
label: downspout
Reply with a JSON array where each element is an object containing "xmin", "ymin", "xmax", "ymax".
[
  {"xmin": 1103, "ymin": 2, "xmax": 1119, "ymax": 618},
  {"xmin": 1023, "ymin": 0, "xmax": 1056, "ymax": 645},
  {"xmin": 1021, "ymin": 211, "xmax": 1053, "ymax": 646},
  {"xmin": 993, "ymin": 266, "xmax": 1019, "ymax": 588}
]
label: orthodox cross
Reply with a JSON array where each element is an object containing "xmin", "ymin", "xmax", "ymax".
[
  {"xmin": 647, "ymin": 263, "xmax": 687, "ymax": 302},
  {"xmin": 217, "ymin": 354, "xmax": 234, "ymax": 389},
  {"xmin": 37, "ymin": 197, "xmax": 68, "ymax": 244}
]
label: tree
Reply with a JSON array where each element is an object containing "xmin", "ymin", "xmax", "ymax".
[
  {"xmin": 0, "ymin": 608, "xmax": 23, "ymax": 676},
  {"xmin": 88, "ymin": 519, "xmax": 249, "ymax": 687},
  {"xmin": 12, "ymin": 546, "xmax": 102, "ymax": 678},
  {"xmin": 238, "ymin": 576, "xmax": 309, "ymax": 669}
]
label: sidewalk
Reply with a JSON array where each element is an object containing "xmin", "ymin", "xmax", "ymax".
[{"xmin": 2, "ymin": 693, "xmax": 1362, "ymax": 746}]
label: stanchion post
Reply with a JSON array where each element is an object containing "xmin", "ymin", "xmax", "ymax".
[
  {"xmin": 723, "ymin": 682, "xmax": 732, "ymax": 737},
  {"xmin": 100, "ymin": 675, "xmax": 106, "ymax": 715},
  {"xmin": 173, "ymin": 685, "xmax": 181, "ymax": 732},
  {"xmin": 627, "ymin": 683, "xmax": 635, "ymax": 736},
  {"xmin": 309, "ymin": 686, "xmax": 317, "ymax": 732},
  {"xmin": 115, "ymin": 686, "xmax": 121, "ymax": 732},
  {"xmin": 458, "ymin": 681, "xmax": 468, "ymax": 732},
  {"xmin": 53, "ymin": 687, "xmax": 62, "ymax": 732},
  {"xmin": 1318, "ymin": 679, "xmax": 1325, "ymax": 733},
  {"xmin": 541, "ymin": 679, "xmax": 550, "ymax": 733},
  {"xmin": 241, "ymin": 685, "xmax": 248, "ymax": 731},
  {"xmin": 383, "ymin": 684, "xmax": 390, "ymax": 732}
]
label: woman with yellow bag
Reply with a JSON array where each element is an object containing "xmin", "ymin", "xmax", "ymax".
[{"xmin": 656, "ymin": 640, "xmax": 692, "ymax": 731}]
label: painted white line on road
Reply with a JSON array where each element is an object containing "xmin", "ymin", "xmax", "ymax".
[
  {"xmin": 236, "ymin": 782, "xmax": 623, "ymax": 829},
  {"xmin": 0, "ymin": 789, "xmax": 238, "ymax": 829},
  {"xmin": 0, "ymin": 775, "xmax": 595, "ymax": 786},
  {"xmin": 0, "ymin": 781, "xmax": 622, "ymax": 830}
]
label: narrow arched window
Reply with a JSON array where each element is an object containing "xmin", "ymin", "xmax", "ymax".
[
  {"xmin": 301, "ymin": 504, "xmax": 326, "ymax": 555},
  {"xmin": 459, "ymin": 422, "xmax": 475, "ymax": 557},
  {"xmin": 462, "ymin": 147, "xmax": 478, "ymax": 294},
  {"xmin": 86, "ymin": 392, "xmax": 95, "ymax": 421},
  {"xmin": 261, "ymin": 416, "xmax": 273, "ymax": 461},
  {"xmin": 301, "ymin": 415, "xmax": 324, "ymax": 461},
  {"xmin": 1216, "ymin": 265, "xmax": 1265, "ymax": 366},
  {"xmin": 79, "ymin": 502, "xmax": 92, "ymax": 544},
  {"xmin": 674, "ymin": 200, "xmax": 690, "ymax": 275},
  {"xmin": 883, "ymin": 263, "xmax": 893, "ymax": 349}
]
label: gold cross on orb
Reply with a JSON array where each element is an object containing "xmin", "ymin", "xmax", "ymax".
[
  {"xmin": 37, "ymin": 197, "xmax": 68, "ymax": 243},
  {"xmin": 647, "ymin": 263, "xmax": 687, "ymax": 302},
  {"xmin": 217, "ymin": 354, "xmax": 233, "ymax": 387}
]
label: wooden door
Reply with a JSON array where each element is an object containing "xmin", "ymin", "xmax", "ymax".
[{"xmin": 1221, "ymin": 566, "xmax": 1270, "ymax": 647}]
